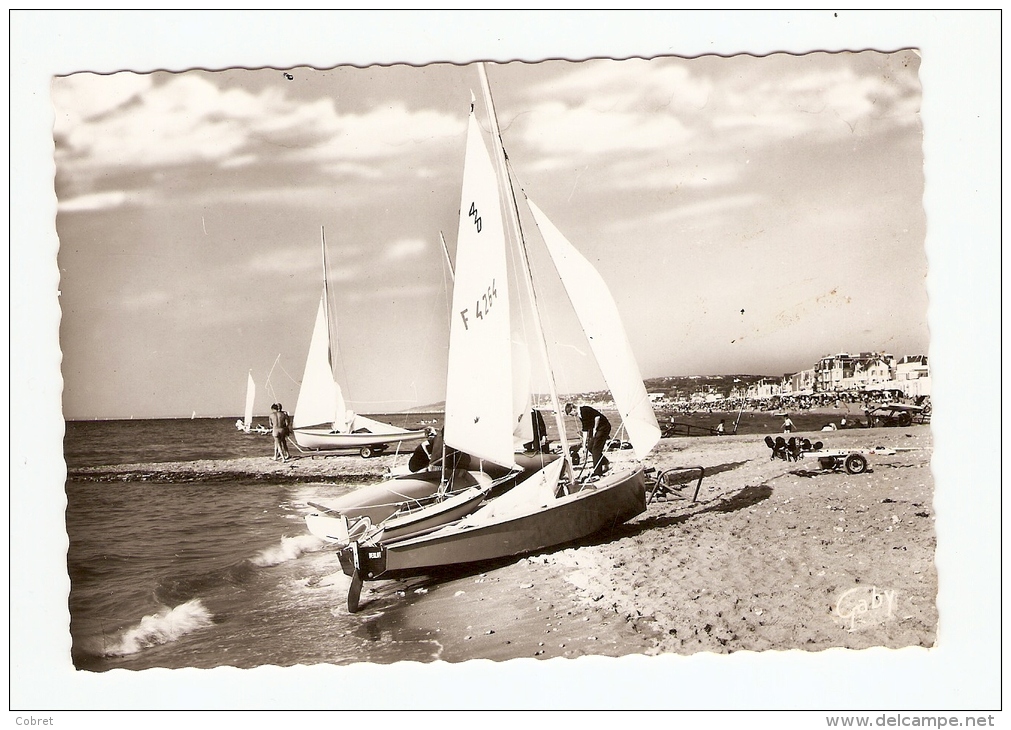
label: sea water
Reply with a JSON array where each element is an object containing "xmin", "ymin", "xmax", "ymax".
[{"xmin": 65, "ymin": 416, "xmax": 449, "ymax": 672}]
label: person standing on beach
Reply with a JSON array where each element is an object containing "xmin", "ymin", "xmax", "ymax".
[
  {"xmin": 565, "ymin": 402, "xmax": 610, "ymax": 478},
  {"xmin": 782, "ymin": 414, "xmax": 794, "ymax": 433},
  {"xmin": 523, "ymin": 409, "xmax": 550, "ymax": 453},
  {"xmin": 279, "ymin": 404, "xmax": 292, "ymax": 460},
  {"xmin": 269, "ymin": 403, "xmax": 290, "ymax": 462},
  {"xmin": 716, "ymin": 419, "xmax": 726, "ymax": 436}
]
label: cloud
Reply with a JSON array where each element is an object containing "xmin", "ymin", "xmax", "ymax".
[
  {"xmin": 383, "ymin": 237, "xmax": 427, "ymax": 261},
  {"xmin": 509, "ymin": 53, "xmax": 920, "ymax": 176},
  {"xmin": 519, "ymin": 100, "xmax": 694, "ymax": 163},
  {"xmin": 347, "ymin": 283, "xmax": 441, "ymax": 302},
  {"xmin": 52, "ymin": 72, "xmax": 153, "ymax": 134},
  {"xmin": 294, "ymin": 104, "xmax": 462, "ymax": 163},
  {"xmin": 246, "ymin": 249, "xmax": 322, "ymax": 276},
  {"xmin": 53, "ymin": 72, "xmax": 462, "ymax": 178},
  {"xmin": 607, "ymin": 192, "xmax": 764, "ymax": 233},
  {"xmin": 246, "ymin": 247, "xmax": 362, "ymax": 281},
  {"xmin": 118, "ymin": 288, "xmax": 171, "ymax": 309},
  {"xmin": 57, "ymin": 190, "xmax": 129, "ymax": 212}
]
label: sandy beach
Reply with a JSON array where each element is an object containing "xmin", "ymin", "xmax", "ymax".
[{"xmin": 68, "ymin": 423, "xmax": 936, "ymax": 661}]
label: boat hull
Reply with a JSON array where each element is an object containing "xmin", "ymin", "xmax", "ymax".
[
  {"xmin": 306, "ymin": 453, "xmax": 558, "ymax": 544},
  {"xmin": 292, "ymin": 427, "xmax": 426, "ymax": 452},
  {"xmin": 339, "ymin": 466, "xmax": 646, "ymax": 580},
  {"xmin": 311, "ymin": 469, "xmax": 485, "ymax": 525}
]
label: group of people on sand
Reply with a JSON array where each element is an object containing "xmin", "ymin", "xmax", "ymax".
[{"xmin": 268, "ymin": 403, "xmax": 292, "ymax": 462}]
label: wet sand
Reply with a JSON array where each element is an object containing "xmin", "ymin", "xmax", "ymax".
[{"xmin": 69, "ymin": 425, "xmax": 936, "ymax": 659}]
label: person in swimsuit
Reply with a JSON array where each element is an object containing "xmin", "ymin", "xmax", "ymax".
[{"xmin": 269, "ymin": 403, "xmax": 290, "ymax": 461}]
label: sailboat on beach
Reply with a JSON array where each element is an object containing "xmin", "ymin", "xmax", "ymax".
[
  {"xmin": 303, "ymin": 113, "xmax": 559, "ymax": 547},
  {"xmin": 291, "ymin": 229, "xmax": 427, "ymax": 458},
  {"xmin": 334, "ymin": 64, "xmax": 662, "ymax": 612}
]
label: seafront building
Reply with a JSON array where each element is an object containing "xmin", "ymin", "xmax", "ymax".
[
  {"xmin": 560, "ymin": 350, "xmax": 930, "ymax": 411},
  {"xmin": 757, "ymin": 351, "xmax": 931, "ymax": 400}
]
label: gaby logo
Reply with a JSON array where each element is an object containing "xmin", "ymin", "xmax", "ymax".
[{"xmin": 835, "ymin": 585, "xmax": 896, "ymax": 632}]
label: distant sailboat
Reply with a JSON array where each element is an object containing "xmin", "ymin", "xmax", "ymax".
[
  {"xmin": 291, "ymin": 228, "xmax": 426, "ymax": 458},
  {"xmin": 235, "ymin": 371, "xmax": 258, "ymax": 433}
]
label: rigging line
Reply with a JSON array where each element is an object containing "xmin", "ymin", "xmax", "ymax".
[
  {"xmin": 437, "ymin": 230, "xmax": 456, "ymax": 327},
  {"xmin": 438, "ymin": 231, "xmax": 455, "ymax": 283},
  {"xmin": 263, "ymin": 353, "xmax": 283, "ymax": 401},
  {"xmin": 274, "ymin": 359, "xmax": 301, "ymax": 387},
  {"xmin": 477, "ymin": 61, "xmax": 571, "ymax": 465}
]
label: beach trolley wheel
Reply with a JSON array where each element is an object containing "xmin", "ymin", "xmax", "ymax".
[
  {"xmin": 360, "ymin": 445, "xmax": 374, "ymax": 459},
  {"xmin": 844, "ymin": 454, "xmax": 868, "ymax": 475},
  {"xmin": 897, "ymin": 412, "xmax": 913, "ymax": 427}
]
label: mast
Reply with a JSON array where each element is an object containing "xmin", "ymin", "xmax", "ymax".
[
  {"xmin": 320, "ymin": 225, "xmax": 347, "ymax": 431},
  {"xmin": 476, "ymin": 62, "xmax": 571, "ymax": 466},
  {"xmin": 320, "ymin": 226, "xmax": 334, "ymax": 378},
  {"xmin": 438, "ymin": 231, "xmax": 455, "ymax": 282}
]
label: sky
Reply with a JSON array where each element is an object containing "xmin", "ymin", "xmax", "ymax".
[{"xmin": 51, "ymin": 46, "xmax": 930, "ymax": 420}]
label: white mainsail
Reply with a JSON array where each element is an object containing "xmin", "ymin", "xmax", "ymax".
[
  {"xmin": 293, "ymin": 291, "xmax": 347, "ymax": 431},
  {"xmin": 527, "ymin": 198, "xmax": 662, "ymax": 460},
  {"xmin": 443, "ymin": 110, "xmax": 515, "ymax": 467},
  {"xmin": 244, "ymin": 371, "xmax": 256, "ymax": 430}
]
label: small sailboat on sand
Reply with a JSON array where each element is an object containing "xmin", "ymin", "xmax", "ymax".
[
  {"xmin": 335, "ymin": 64, "xmax": 661, "ymax": 612},
  {"xmin": 291, "ymin": 229, "xmax": 427, "ymax": 458}
]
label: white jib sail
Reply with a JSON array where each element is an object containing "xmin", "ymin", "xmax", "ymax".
[
  {"xmin": 512, "ymin": 338, "xmax": 534, "ymax": 444},
  {"xmin": 460, "ymin": 458, "xmax": 566, "ymax": 526},
  {"xmin": 527, "ymin": 198, "xmax": 662, "ymax": 460},
  {"xmin": 293, "ymin": 292, "xmax": 347, "ymax": 431},
  {"xmin": 444, "ymin": 110, "xmax": 515, "ymax": 467},
  {"xmin": 244, "ymin": 371, "xmax": 256, "ymax": 430}
]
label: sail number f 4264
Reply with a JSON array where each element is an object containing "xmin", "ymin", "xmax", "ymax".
[{"xmin": 459, "ymin": 279, "xmax": 498, "ymax": 331}]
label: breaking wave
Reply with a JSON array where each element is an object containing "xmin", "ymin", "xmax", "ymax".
[
  {"xmin": 251, "ymin": 534, "xmax": 325, "ymax": 567},
  {"xmin": 101, "ymin": 598, "xmax": 213, "ymax": 656}
]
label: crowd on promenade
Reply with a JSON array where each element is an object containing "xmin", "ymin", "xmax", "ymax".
[{"xmin": 660, "ymin": 391, "xmax": 931, "ymax": 416}]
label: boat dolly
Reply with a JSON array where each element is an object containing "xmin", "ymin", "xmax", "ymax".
[
  {"xmin": 645, "ymin": 466, "xmax": 706, "ymax": 505},
  {"xmin": 799, "ymin": 447, "xmax": 897, "ymax": 475}
]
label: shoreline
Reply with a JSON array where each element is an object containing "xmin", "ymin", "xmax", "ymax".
[{"xmin": 66, "ymin": 425, "xmax": 936, "ymax": 660}]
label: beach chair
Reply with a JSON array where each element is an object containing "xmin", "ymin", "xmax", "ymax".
[{"xmin": 766, "ymin": 436, "xmax": 789, "ymax": 461}]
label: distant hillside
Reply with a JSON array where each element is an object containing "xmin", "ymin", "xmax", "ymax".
[
  {"xmin": 644, "ymin": 374, "xmax": 775, "ymax": 400},
  {"xmin": 400, "ymin": 402, "xmax": 445, "ymax": 413},
  {"xmin": 399, "ymin": 374, "xmax": 776, "ymax": 413}
]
